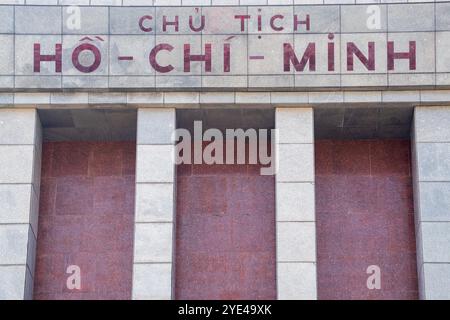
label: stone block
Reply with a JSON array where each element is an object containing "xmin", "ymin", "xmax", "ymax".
[
  {"xmin": 202, "ymin": 35, "xmax": 247, "ymax": 75},
  {"xmin": 199, "ymin": 92, "xmax": 235, "ymax": 104},
  {"xmin": 436, "ymin": 3, "xmax": 450, "ymax": 31},
  {"xmin": 164, "ymin": 92, "xmax": 199, "ymax": 104},
  {"xmin": 15, "ymin": 76, "xmax": 61, "ymax": 89},
  {"xmin": 387, "ymin": 32, "xmax": 434, "ymax": 74},
  {"xmin": 277, "ymin": 222, "xmax": 316, "ymax": 262},
  {"xmin": 276, "ymin": 108, "xmax": 313, "ymax": 144},
  {"xmin": 0, "ymin": 36, "xmax": 13, "ymax": 76},
  {"xmin": 137, "ymin": 108, "xmax": 175, "ymax": 145},
  {"xmin": 136, "ymin": 145, "xmax": 175, "ymax": 183},
  {"xmin": 202, "ymin": 6, "xmax": 247, "ymax": 34},
  {"xmin": 62, "ymin": 76, "xmax": 108, "ymax": 89},
  {"xmin": 15, "ymin": 35, "xmax": 62, "ymax": 76},
  {"xmin": 0, "ymin": 185, "xmax": 33, "ymax": 225},
  {"xmin": 154, "ymin": 35, "xmax": 202, "ymax": 75},
  {"xmin": 0, "ymin": 266, "xmax": 27, "ymax": 300},
  {"xmin": 341, "ymin": 74, "xmax": 387, "ymax": 88},
  {"xmin": 276, "ymin": 143, "xmax": 314, "ymax": 182},
  {"xmin": 248, "ymin": 34, "xmax": 293, "ymax": 75},
  {"xmin": 202, "ymin": 75, "xmax": 247, "ymax": 88},
  {"xmin": 249, "ymin": 75, "xmax": 294, "ymax": 89},
  {"xmin": 388, "ymin": 3, "xmax": 434, "ymax": 32},
  {"xmin": 110, "ymin": 7, "xmax": 155, "ymax": 35},
  {"xmin": 293, "ymin": 5, "xmax": 339, "ymax": 34},
  {"xmin": 154, "ymin": 0, "xmax": 180, "ymax": 5},
  {"xmin": 422, "ymin": 222, "xmax": 450, "ymax": 262},
  {"xmin": 15, "ymin": 6, "xmax": 61, "ymax": 34},
  {"xmin": 414, "ymin": 107, "xmax": 450, "ymax": 142},
  {"xmin": 62, "ymin": 35, "xmax": 109, "ymax": 76},
  {"xmin": 127, "ymin": 92, "xmax": 163, "ymax": 105},
  {"xmin": 135, "ymin": 184, "xmax": 175, "ymax": 223},
  {"xmin": 63, "ymin": 6, "xmax": 109, "ymax": 34},
  {"xmin": 110, "ymin": 36, "xmax": 155, "ymax": 76},
  {"xmin": 0, "ymin": 109, "xmax": 39, "ymax": 145},
  {"xmin": 271, "ymin": 92, "xmax": 308, "ymax": 104},
  {"xmin": 276, "ymin": 182, "xmax": 315, "ymax": 222},
  {"xmin": 248, "ymin": 6, "xmax": 293, "ymax": 34},
  {"xmin": 0, "ymin": 145, "xmax": 35, "ymax": 184},
  {"xmin": 133, "ymin": 223, "xmax": 173, "ymax": 263},
  {"xmin": 132, "ymin": 263, "xmax": 172, "ymax": 300},
  {"xmin": 341, "ymin": 4, "xmax": 387, "ymax": 33},
  {"xmin": 416, "ymin": 143, "xmax": 450, "ymax": 181},
  {"xmin": 0, "ymin": 224, "xmax": 29, "ymax": 265},
  {"xmin": 0, "ymin": 6, "xmax": 13, "ymax": 33},
  {"xmin": 418, "ymin": 182, "xmax": 450, "ymax": 222},
  {"xmin": 155, "ymin": 7, "xmax": 202, "ymax": 35},
  {"xmin": 389, "ymin": 74, "xmax": 435, "ymax": 87},
  {"xmin": 277, "ymin": 262, "xmax": 317, "ymax": 300},
  {"xmin": 340, "ymin": 33, "xmax": 387, "ymax": 74},
  {"xmin": 235, "ymin": 92, "xmax": 271, "ymax": 104},
  {"xmin": 422, "ymin": 263, "xmax": 450, "ymax": 300}
]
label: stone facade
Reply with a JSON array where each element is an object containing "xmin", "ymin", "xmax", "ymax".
[
  {"xmin": 0, "ymin": 1, "xmax": 449, "ymax": 301},
  {"xmin": 175, "ymin": 144, "xmax": 276, "ymax": 299},
  {"xmin": 0, "ymin": 3, "xmax": 448, "ymax": 90},
  {"xmin": 132, "ymin": 108, "xmax": 176, "ymax": 300},
  {"xmin": 275, "ymin": 108, "xmax": 316, "ymax": 300},
  {"xmin": 316, "ymin": 140, "xmax": 418, "ymax": 299},
  {"xmin": 0, "ymin": 109, "xmax": 41, "ymax": 300},
  {"xmin": 412, "ymin": 106, "xmax": 450, "ymax": 300},
  {"xmin": 34, "ymin": 142, "xmax": 135, "ymax": 300}
]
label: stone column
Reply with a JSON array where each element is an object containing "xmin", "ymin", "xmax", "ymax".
[
  {"xmin": 132, "ymin": 108, "xmax": 176, "ymax": 300},
  {"xmin": 412, "ymin": 106, "xmax": 450, "ymax": 300},
  {"xmin": 0, "ymin": 109, "xmax": 42, "ymax": 300},
  {"xmin": 275, "ymin": 108, "xmax": 317, "ymax": 300}
]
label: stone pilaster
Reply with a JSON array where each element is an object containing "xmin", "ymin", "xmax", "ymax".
[
  {"xmin": 412, "ymin": 106, "xmax": 450, "ymax": 300},
  {"xmin": 0, "ymin": 109, "xmax": 42, "ymax": 300},
  {"xmin": 132, "ymin": 108, "xmax": 176, "ymax": 300},
  {"xmin": 275, "ymin": 107, "xmax": 317, "ymax": 300}
]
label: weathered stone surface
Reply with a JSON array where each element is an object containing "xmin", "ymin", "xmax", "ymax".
[
  {"xmin": 277, "ymin": 262, "xmax": 317, "ymax": 300},
  {"xmin": 0, "ymin": 3, "xmax": 446, "ymax": 90}
]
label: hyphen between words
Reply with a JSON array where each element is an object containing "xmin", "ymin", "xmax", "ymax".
[{"xmin": 34, "ymin": 9, "xmax": 416, "ymax": 74}]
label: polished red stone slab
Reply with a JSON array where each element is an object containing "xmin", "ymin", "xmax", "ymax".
[
  {"xmin": 34, "ymin": 142, "xmax": 135, "ymax": 300},
  {"xmin": 175, "ymin": 143, "xmax": 276, "ymax": 300},
  {"xmin": 316, "ymin": 139, "xmax": 418, "ymax": 300}
]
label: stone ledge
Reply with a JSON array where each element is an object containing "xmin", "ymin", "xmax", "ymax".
[
  {"xmin": 1, "ymin": 1, "xmax": 448, "ymax": 6},
  {"xmin": 5, "ymin": 90, "xmax": 450, "ymax": 108}
]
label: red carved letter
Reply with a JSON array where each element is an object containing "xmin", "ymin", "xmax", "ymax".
[
  {"xmin": 184, "ymin": 43, "xmax": 212, "ymax": 72},
  {"xmin": 163, "ymin": 15, "xmax": 179, "ymax": 32},
  {"xmin": 294, "ymin": 14, "xmax": 310, "ymax": 31},
  {"xmin": 34, "ymin": 43, "xmax": 62, "ymax": 73},
  {"xmin": 72, "ymin": 43, "xmax": 101, "ymax": 73},
  {"xmin": 234, "ymin": 15, "xmax": 250, "ymax": 32},
  {"xmin": 224, "ymin": 43, "xmax": 230, "ymax": 73},
  {"xmin": 347, "ymin": 42, "xmax": 375, "ymax": 71},
  {"xmin": 139, "ymin": 15, "xmax": 153, "ymax": 32},
  {"xmin": 149, "ymin": 43, "xmax": 174, "ymax": 73},
  {"xmin": 283, "ymin": 43, "xmax": 315, "ymax": 72},
  {"xmin": 270, "ymin": 15, "xmax": 284, "ymax": 31},
  {"xmin": 189, "ymin": 15, "xmax": 205, "ymax": 32},
  {"xmin": 387, "ymin": 41, "xmax": 416, "ymax": 71}
]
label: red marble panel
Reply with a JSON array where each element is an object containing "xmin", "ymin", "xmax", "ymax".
[
  {"xmin": 34, "ymin": 142, "xmax": 135, "ymax": 300},
  {"xmin": 175, "ymin": 143, "xmax": 276, "ymax": 300},
  {"xmin": 316, "ymin": 139, "xmax": 418, "ymax": 300}
]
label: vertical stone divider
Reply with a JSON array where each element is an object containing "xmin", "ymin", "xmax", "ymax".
[
  {"xmin": 132, "ymin": 108, "xmax": 177, "ymax": 300},
  {"xmin": 412, "ymin": 106, "xmax": 450, "ymax": 299},
  {"xmin": 0, "ymin": 109, "xmax": 42, "ymax": 300},
  {"xmin": 275, "ymin": 107, "xmax": 317, "ymax": 300}
]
